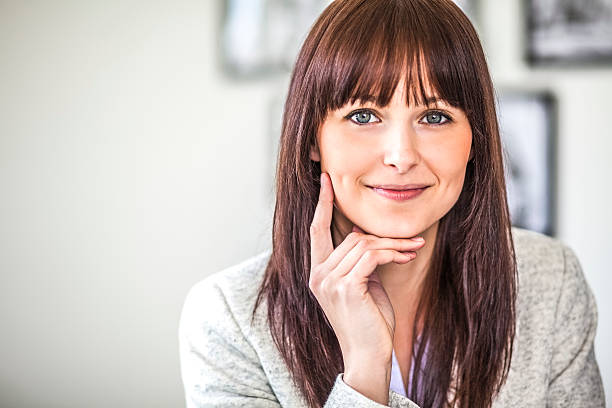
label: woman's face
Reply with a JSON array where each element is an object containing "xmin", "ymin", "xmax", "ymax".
[{"xmin": 310, "ymin": 76, "xmax": 473, "ymax": 240}]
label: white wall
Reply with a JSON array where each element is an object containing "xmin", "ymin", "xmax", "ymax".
[
  {"xmin": 0, "ymin": 1, "xmax": 276, "ymax": 406},
  {"xmin": 0, "ymin": 1, "xmax": 609, "ymax": 406}
]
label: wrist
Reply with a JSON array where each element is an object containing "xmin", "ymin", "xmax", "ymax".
[{"xmin": 343, "ymin": 361, "xmax": 392, "ymax": 405}]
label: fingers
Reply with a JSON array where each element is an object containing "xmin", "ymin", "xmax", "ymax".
[
  {"xmin": 329, "ymin": 236, "xmax": 421, "ymax": 281},
  {"xmin": 349, "ymin": 248, "xmax": 414, "ymax": 282},
  {"xmin": 310, "ymin": 172, "xmax": 335, "ymax": 266},
  {"xmin": 323, "ymin": 230, "xmax": 424, "ymax": 272}
]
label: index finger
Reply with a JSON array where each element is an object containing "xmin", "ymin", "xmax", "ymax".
[{"xmin": 310, "ymin": 172, "xmax": 335, "ymax": 265}]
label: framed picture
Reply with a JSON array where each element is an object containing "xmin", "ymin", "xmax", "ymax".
[
  {"xmin": 220, "ymin": 0, "xmax": 333, "ymax": 78},
  {"xmin": 497, "ymin": 91, "xmax": 557, "ymax": 237},
  {"xmin": 525, "ymin": 0, "xmax": 612, "ymax": 64}
]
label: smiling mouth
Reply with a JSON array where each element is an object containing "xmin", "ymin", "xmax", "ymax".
[{"xmin": 367, "ymin": 185, "xmax": 429, "ymax": 201}]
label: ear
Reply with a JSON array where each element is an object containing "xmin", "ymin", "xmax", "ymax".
[{"xmin": 310, "ymin": 142, "xmax": 321, "ymax": 162}]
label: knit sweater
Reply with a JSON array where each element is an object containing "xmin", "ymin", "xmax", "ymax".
[{"xmin": 178, "ymin": 227, "xmax": 605, "ymax": 407}]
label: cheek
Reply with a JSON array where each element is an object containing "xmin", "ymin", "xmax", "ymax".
[
  {"xmin": 319, "ymin": 135, "xmax": 374, "ymax": 216},
  {"xmin": 320, "ymin": 135, "xmax": 371, "ymax": 176},
  {"xmin": 424, "ymin": 130, "xmax": 471, "ymax": 189}
]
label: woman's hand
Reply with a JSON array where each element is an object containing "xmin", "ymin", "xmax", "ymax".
[{"xmin": 308, "ymin": 172, "xmax": 425, "ymax": 404}]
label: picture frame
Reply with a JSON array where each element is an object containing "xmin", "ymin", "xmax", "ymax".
[
  {"xmin": 219, "ymin": 0, "xmax": 333, "ymax": 78},
  {"xmin": 525, "ymin": 0, "xmax": 612, "ymax": 65},
  {"xmin": 497, "ymin": 91, "xmax": 557, "ymax": 237}
]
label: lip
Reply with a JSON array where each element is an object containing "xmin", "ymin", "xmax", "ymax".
[
  {"xmin": 368, "ymin": 185, "xmax": 429, "ymax": 201},
  {"xmin": 370, "ymin": 183, "xmax": 430, "ymax": 190}
]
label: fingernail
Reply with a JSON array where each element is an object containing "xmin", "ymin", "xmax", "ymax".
[{"xmin": 412, "ymin": 237, "xmax": 424, "ymax": 242}]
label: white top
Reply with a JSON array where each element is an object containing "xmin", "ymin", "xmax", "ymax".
[
  {"xmin": 391, "ymin": 334, "xmax": 428, "ymax": 398},
  {"xmin": 390, "ymin": 348, "xmax": 413, "ymax": 397}
]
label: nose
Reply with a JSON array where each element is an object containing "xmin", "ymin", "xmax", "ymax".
[{"xmin": 382, "ymin": 123, "xmax": 420, "ymax": 174}]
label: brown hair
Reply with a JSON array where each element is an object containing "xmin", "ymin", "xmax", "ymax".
[{"xmin": 252, "ymin": 0, "xmax": 517, "ymax": 407}]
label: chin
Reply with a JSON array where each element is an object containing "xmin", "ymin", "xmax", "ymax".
[{"xmin": 363, "ymin": 220, "xmax": 428, "ymax": 239}]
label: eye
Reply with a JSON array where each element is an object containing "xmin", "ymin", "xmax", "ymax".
[
  {"xmin": 346, "ymin": 109, "xmax": 381, "ymax": 125},
  {"xmin": 420, "ymin": 110, "xmax": 452, "ymax": 125}
]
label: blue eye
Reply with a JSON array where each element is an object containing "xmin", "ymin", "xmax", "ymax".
[
  {"xmin": 421, "ymin": 110, "xmax": 451, "ymax": 125},
  {"xmin": 345, "ymin": 108, "xmax": 452, "ymax": 126},
  {"xmin": 347, "ymin": 109, "xmax": 380, "ymax": 125}
]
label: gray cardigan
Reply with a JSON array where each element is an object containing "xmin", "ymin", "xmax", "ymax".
[{"xmin": 178, "ymin": 227, "xmax": 605, "ymax": 407}]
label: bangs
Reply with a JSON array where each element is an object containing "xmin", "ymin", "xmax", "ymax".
[{"xmin": 314, "ymin": 0, "xmax": 475, "ymax": 115}]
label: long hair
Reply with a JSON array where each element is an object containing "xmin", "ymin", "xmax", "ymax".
[{"xmin": 252, "ymin": 1, "xmax": 517, "ymax": 407}]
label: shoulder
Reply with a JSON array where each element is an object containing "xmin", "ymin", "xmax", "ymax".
[
  {"xmin": 179, "ymin": 249, "xmax": 272, "ymax": 337},
  {"xmin": 511, "ymin": 225, "xmax": 567, "ymax": 268},
  {"xmin": 510, "ymin": 226, "xmax": 582, "ymax": 296},
  {"xmin": 181, "ymin": 248, "xmax": 272, "ymax": 314},
  {"xmin": 183, "ymin": 248, "xmax": 272, "ymax": 304},
  {"xmin": 178, "ymin": 249, "xmax": 290, "ymax": 406}
]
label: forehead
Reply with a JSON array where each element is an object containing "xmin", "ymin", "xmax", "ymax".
[{"xmin": 348, "ymin": 71, "xmax": 444, "ymax": 108}]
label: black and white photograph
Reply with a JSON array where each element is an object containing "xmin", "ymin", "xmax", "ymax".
[
  {"xmin": 220, "ymin": 0, "xmax": 332, "ymax": 77},
  {"xmin": 526, "ymin": 0, "xmax": 612, "ymax": 64},
  {"xmin": 497, "ymin": 92, "xmax": 557, "ymax": 236}
]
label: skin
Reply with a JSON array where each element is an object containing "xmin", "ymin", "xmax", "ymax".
[{"xmin": 308, "ymin": 74, "xmax": 473, "ymax": 403}]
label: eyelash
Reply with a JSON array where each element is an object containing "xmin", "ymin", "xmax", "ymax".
[{"xmin": 345, "ymin": 108, "xmax": 453, "ymax": 126}]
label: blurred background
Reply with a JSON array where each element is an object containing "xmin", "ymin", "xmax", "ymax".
[{"xmin": 0, "ymin": 0, "xmax": 610, "ymax": 406}]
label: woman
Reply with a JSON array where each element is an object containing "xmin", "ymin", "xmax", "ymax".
[{"xmin": 179, "ymin": 0, "xmax": 605, "ymax": 407}]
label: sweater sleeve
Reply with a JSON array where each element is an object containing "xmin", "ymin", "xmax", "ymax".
[
  {"xmin": 324, "ymin": 374, "xmax": 421, "ymax": 408},
  {"xmin": 178, "ymin": 279, "xmax": 281, "ymax": 408},
  {"xmin": 546, "ymin": 244, "xmax": 605, "ymax": 407}
]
